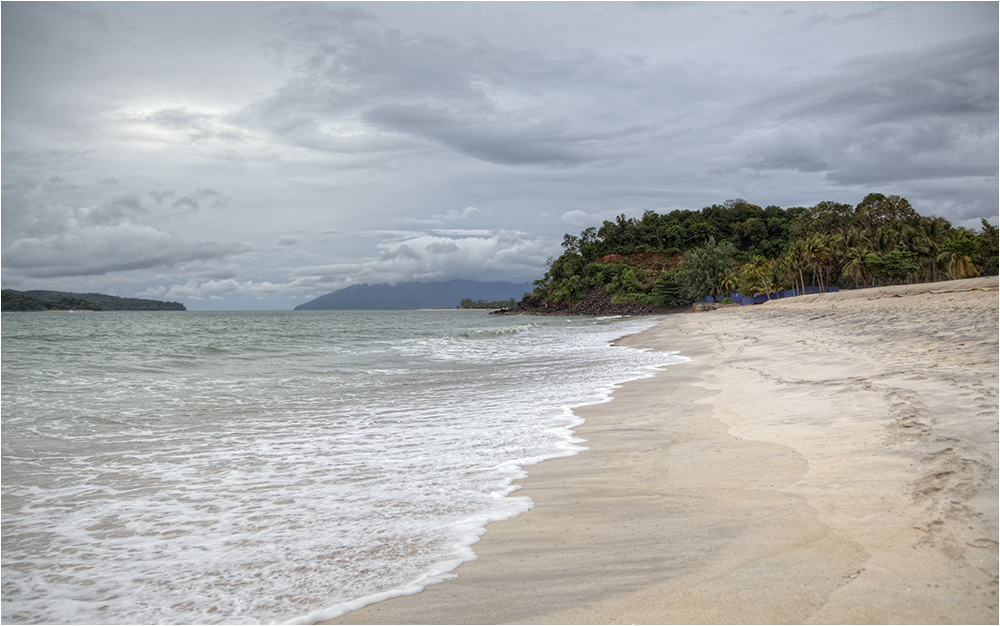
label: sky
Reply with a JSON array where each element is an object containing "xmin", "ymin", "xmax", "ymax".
[{"xmin": 2, "ymin": 1, "xmax": 997, "ymax": 310}]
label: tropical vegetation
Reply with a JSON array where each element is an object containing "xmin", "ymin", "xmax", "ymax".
[
  {"xmin": 531, "ymin": 194, "xmax": 998, "ymax": 307},
  {"xmin": 458, "ymin": 297, "xmax": 518, "ymax": 309}
]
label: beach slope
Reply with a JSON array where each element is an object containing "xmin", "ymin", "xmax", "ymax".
[{"xmin": 325, "ymin": 276, "xmax": 998, "ymax": 624}]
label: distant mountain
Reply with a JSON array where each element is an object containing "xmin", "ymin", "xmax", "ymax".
[
  {"xmin": 294, "ymin": 280, "xmax": 535, "ymax": 310},
  {"xmin": 2, "ymin": 290, "xmax": 186, "ymax": 311}
]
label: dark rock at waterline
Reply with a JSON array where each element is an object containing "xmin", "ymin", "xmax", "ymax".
[{"xmin": 491, "ymin": 288, "xmax": 689, "ymax": 316}]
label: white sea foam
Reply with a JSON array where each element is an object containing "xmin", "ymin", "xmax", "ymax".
[{"xmin": 2, "ymin": 311, "xmax": 683, "ymax": 625}]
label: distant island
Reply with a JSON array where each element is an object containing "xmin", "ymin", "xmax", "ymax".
[
  {"xmin": 2, "ymin": 290, "xmax": 186, "ymax": 312},
  {"xmin": 294, "ymin": 280, "xmax": 534, "ymax": 310}
]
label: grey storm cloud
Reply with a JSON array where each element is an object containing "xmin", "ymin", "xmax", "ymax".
[
  {"xmin": 250, "ymin": 3, "xmax": 654, "ymax": 164},
  {"xmin": 2, "ymin": 192, "xmax": 251, "ymax": 279},
  {"xmin": 263, "ymin": 5, "xmax": 513, "ymax": 111},
  {"xmin": 1, "ymin": 2, "xmax": 996, "ymax": 308},
  {"xmin": 41, "ymin": 175, "xmax": 78, "ymax": 194},
  {"xmin": 149, "ymin": 190, "xmax": 176, "ymax": 204},
  {"xmin": 774, "ymin": 34, "xmax": 998, "ymax": 126},
  {"xmin": 361, "ymin": 105, "xmax": 627, "ymax": 166},
  {"xmin": 81, "ymin": 194, "xmax": 147, "ymax": 226},
  {"xmin": 2, "ymin": 149, "xmax": 98, "ymax": 172},
  {"xmin": 725, "ymin": 31, "xmax": 998, "ymax": 212},
  {"xmin": 170, "ymin": 188, "xmax": 228, "ymax": 212},
  {"xmin": 3, "ymin": 225, "xmax": 250, "ymax": 278}
]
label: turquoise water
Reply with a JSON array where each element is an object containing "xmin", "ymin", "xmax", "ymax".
[{"xmin": 1, "ymin": 310, "xmax": 683, "ymax": 624}]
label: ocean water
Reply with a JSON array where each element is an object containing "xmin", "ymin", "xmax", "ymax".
[{"xmin": 1, "ymin": 310, "xmax": 684, "ymax": 625}]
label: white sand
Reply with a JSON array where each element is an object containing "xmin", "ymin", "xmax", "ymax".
[{"xmin": 325, "ymin": 276, "xmax": 998, "ymax": 624}]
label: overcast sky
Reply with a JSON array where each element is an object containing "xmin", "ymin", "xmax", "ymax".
[{"xmin": 3, "ymin": 2, "xmax": 997, "ymax": 310}]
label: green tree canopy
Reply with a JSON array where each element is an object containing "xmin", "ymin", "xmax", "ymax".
[{"xmin": 528, "ymin": 193, "xmax": 994, "ymax": 311}]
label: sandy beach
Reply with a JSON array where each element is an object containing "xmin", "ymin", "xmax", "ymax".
[{"xmin": 325, "ymin": 276, "xmax": 999, "ymax": 625}]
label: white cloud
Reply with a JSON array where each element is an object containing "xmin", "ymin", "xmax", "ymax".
[
  {"xmin": 163, "ymin": 278, "xmax": 289, "ymax": 300},
  {"xmin": 433, "ymin": 206, "xmax": 483, "ymax": 221},
  {"xmin": 3, "ymin": 223, "xmax": 250, "ymax": 278},
  {"xmin": 289, "ymin": 230, "xmax": 556, "ymax": 290},
  {"xmin": 170, "ymin": 188, "xmax": 228, "ymax": 213},
  {"xmin": 425, "ymin": 241, "xmax": 460, "ymax": 254}
]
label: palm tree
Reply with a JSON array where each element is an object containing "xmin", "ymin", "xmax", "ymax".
[
  {"xmin": 842, "ymin": 246, "xmax": 872, "ymax": 287},
  {"xmin": 822, "ymin": 233, "xmax": 845, "ymax": 289},
  {"xmin": 786, "ymin": 239, "xmax": 810, "ymax": 295},
  {"xmin": 919, "ymin": 216, "xmax": 950, "ymax": 282},
  {"xmin": 737, "ymin": 262, "xmax": 758, "ymax": 300},
  {"xmin": 939, "ymin": 251, "xmax": 978, "ymax": 279},
  {"xmin": 737, "ymin": 256, "xmax": 776, "ymax": 300},
  {"xmin": 753, "ymin": 256, "xmax": 776, "ymax": 300},
  {"xmin": 840, "ymin": 226, "xmax": 865, "ymax": 249},
  {"xmin": 891, "ymin": 223, "xmax": 931, "ymax": 283},
  {"xmin": 719, "ymin": 270, "xmax": 738, "ymax": 299},
  {"xmin": 872, "ymin": 225, "xmax": 896, "ymax": 254},
  {"xmin": 938, "ymin": 230, "xmax": 980, "ymax": 279},
  {"xmin": 778, "ymin": 249, "xmax": 799, "ymax": 295},
  {"xmin": 763, "ymin": 258, "xmax": 784, "ymax": 298},
  {"xmin": 805, "ymin": 235, "xmax": 832, "ymax": 291}
]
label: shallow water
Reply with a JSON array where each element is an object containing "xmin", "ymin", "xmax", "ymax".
[{"xmin": 1, "ymin": 310, "xmax": 682, "ymax": 624}]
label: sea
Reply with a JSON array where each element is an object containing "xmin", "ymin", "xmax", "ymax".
[{"xmin": 1, "ymin": 310, "xmax": 684, "ymax": 625}]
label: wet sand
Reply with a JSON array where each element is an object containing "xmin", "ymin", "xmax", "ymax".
[{"xmin": 324, "ymin": 276, "xmax": 998, "ymax": 625}]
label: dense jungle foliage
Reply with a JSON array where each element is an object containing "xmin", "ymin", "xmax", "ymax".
[{"xmin": 532, "ymin": 193, "xmax": 999, "ymax": 307}]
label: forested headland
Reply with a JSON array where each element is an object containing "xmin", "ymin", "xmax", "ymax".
[
  {"xmin": 518, "ymin": 193, "xmax": 998, "ymax": 314},
  {"xmin": 1, "ymin": 290, "xmax": 187, "ymax": 312}
]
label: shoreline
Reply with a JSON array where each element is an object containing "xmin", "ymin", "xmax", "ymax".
[{"xmin": 324, "ymin": 276, "xmax": 998, "ymax": 624}]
